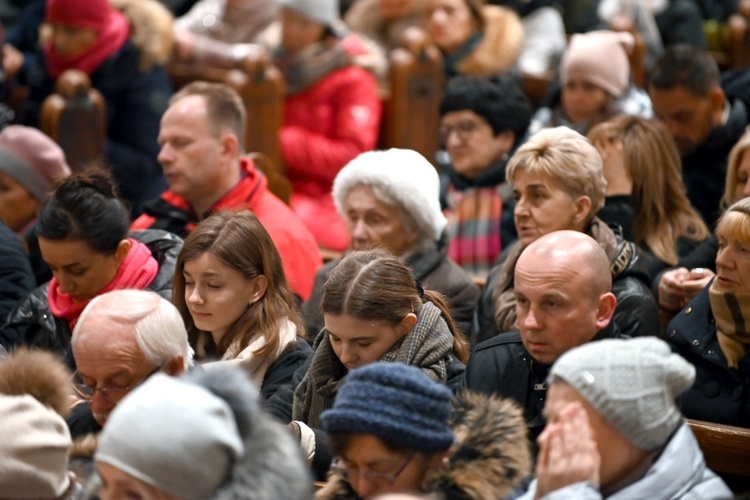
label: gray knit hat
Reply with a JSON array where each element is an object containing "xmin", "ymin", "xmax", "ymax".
[
  {"xmin": 321, "ymin": 362, "xmax": 454, "ymax": 452},
  {"xmin": 548, "ymin": 337, "xmax": 696, "ymax": 451},
  {"xmin": 280, "ymin": 0, "xmax": 340, "ymax": 27},
  {"xmin": 333, "ymin": 148, "xmax": 447, "ymax": 243},
  {"xmin": 95, "ymin": 373, "xmax": 244, "ymax": 499}
]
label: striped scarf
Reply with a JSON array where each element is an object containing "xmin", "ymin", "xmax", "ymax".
[
  {"xmin": 292, "ymin": 302, "xmax": 455, "ymax": 428},
  {"xmin": 446, "ymin": 185, "xmax": 504, "ymax": 279},
  {"xmin": 709, "ymin": 282, "xmax": 750, "ymax": 369}
]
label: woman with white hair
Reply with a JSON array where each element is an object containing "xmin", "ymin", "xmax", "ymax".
[
  {"xmin": 473, "ymin": 127, "xmax": 659, "ymax": 345},
  {"xmin": 302, "ymin": 148, "xmax": 480, "ymax": 338}
]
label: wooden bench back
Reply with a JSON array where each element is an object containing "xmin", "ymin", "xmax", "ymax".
[
  {"xmin": 40, "ymin": 69, "xmax": 107, "ymax": 172},
  {"xmin": 688, "ymin": 419, "xmax": 750, "ymax": 477},
  {"xmin": 380, "ymin": 28, "xmax": 444, "ymax": 165}
]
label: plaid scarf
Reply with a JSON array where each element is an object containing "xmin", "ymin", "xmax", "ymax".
[
  {"xmin": 709, "ymin": 282, "xmax": 750, "ymax": 369},
  {"xmin": 446, "ymin": 185, "xmax": 504, "ymax": 279},
  {"xmin": 292, "ymin": 302, "xmax": 455, "ymax": 428}
]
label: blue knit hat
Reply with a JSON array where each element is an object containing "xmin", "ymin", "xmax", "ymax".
[{"xmin": 321, "ymin": 363, "xmax": 454, "ymax": 452}]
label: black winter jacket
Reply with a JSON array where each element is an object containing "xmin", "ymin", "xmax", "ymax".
[
  {"xmin": 667, "ymin": 284, "xmax": 750, "ymax": 427},
  {"xmin": 0, "ymin": 230, "xmax": 182, "ymax": 367},
  {"xmin": 303, "ymin": 234, "xmax": 480, "ymax": 338},
  {"xmin": 461, "ymin": 321, "xmax": 626, "ymax": 445},
  {"xmin": 0, "ymin": 222, "xmax": 35, "ymax": 326},
  {"xmin": 471, "ymin": 222, "xmax": 660, "ymax": 346}
]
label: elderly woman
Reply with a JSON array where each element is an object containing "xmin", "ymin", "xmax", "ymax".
[
  {"xmin": 666, "ymin": 197, "xmax": 750, "ymax": 427},
  {"xmin": 438, "ymin": 75, "xmax": 531, "ymax": 277},
  {"xmin": 425, "ymin": 0, "xmax": 523, "ymax": 79},
  {"xmin": 303, "ymin": 148, "xmax": 480, "ymax": 337},
  {"xmin": 656, "ymin": 129, "xmax": 750, "ymax": 314},
  {"xmin": 472, "ymin": 126, "xmax": 659, "ymax": 346}
]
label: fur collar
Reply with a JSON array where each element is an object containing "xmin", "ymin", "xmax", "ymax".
[
  {"xmin": 111, "ymin": 0, "xmax": 174, "ymax": 70},
  {"xmin": 316, "ymin": 392, "xmax": 532, "ymax": 499},
  {"xmin": 455, "ymin": 5, "xmax": 523, "ymax": 77}
]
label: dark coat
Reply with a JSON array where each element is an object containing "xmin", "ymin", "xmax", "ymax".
[
  {"xmin": 303, "ymin": 236, "xmax": 480, "ymax": 339},
  {"xmin": 666, "ymin": 284, "xmax": 750, "ymax": 427},
  {"xmin": 259, "ymin": 338, "xmax": 312, "ymax": 404},
  {"xmin": 681, "ymin": 71, "xmax": 750, "ymax": 227},
  {"xmin": 471, "ymin": 223, "xmax": 660, "ymax": 346},
  {"xmin": 0, "ymin": 222, "xmax": 35, "ymax": 326},
  {"xmin": 0, "ymin": 230, "xmax": 182, "ymax": 367},
  {"xmin": 14, "ymin": 0, "xmax": 173, "ymax": 218},
  {"xmin": 460, "ymin": 321, "xmax": 626, "ymax": 446}
]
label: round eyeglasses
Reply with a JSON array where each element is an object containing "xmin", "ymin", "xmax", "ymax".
[
  {"xmin": 71, "ymin": 365, "xmax": 163, "ymax": 404},
  {"xmin": 331, "ymin": 452, "xmax": 417, "ymax": 488}
]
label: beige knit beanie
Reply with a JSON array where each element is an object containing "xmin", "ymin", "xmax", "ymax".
[{"xmin": 561, "ymin": 30, "xmax": 635, "ymax": 98}]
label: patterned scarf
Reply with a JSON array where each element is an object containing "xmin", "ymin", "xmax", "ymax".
[
  {"xmin": 292, "ymin": 302, "xmax": 455, "ymax": 428},
  {"xmin": 709, "ymin": 282, "xmax": 750, "ymax": 369},
  {"xmin": 274, "ymin": 39, "xmax": 351, "ymax": 96},
  {"xmin": 446, "ymin": 184, "xmax": 503, "ymax": 279}
]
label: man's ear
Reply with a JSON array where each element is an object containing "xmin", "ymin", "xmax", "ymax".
[
  {"xmin": 710, "ymin": 86, "xmax": 726, "ymax": 126},
  {"xmin": 595, "ymin": 292, "xmax": 617, "ymax": 331},
  {"xmin": 164, "ymin": 354, "xmax": 185, "ymax": 376},
  {"xmin": 219, "ymin": 132, "xmax": 240, "ymax": 159}
]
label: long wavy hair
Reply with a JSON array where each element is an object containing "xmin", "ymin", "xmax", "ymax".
[
  {"xmin": 589, "ymin": 116, "xmax": 709, "ymax": 265},
  {"xmin": 173, "ymin": 211, "xmax": 303, "ymax": 359}
]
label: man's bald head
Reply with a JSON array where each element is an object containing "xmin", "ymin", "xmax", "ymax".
[
  {"xmin": 519, "ymin": 230, "xmax": 612, "ymax": 300},
  {"xmin": 514, "ymin": 230, "xmax": 617, "ymax": 365}
]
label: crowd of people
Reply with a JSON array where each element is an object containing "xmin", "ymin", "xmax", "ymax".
[{"xmin": 0, "ymin": 0, "xmax": 749, "ymax": 498}]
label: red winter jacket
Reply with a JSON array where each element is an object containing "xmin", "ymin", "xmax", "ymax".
[
  {"xmin": 131, "ymin": 158, "xmax": 322, "ymax": 300},
  {"xmin": 280, "ymin": 37, "xmax": 382, "ymax": 200}
]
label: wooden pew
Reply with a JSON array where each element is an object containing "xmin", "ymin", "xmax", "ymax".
[
  {"xmin": 39, "ymin": 69, "xmax": 107, "ymax": 172},
  {"xmin": 380, "ymin": 28, "xmax": 444, "ymax": 165},
  {"xmin": 688, "ymin": 419, "xmax": 750, "ymax": 477}
]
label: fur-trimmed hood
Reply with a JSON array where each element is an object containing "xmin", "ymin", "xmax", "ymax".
[
  {"xmin": 316, "ymin": 391, "xmax": 532, "ymax": 499},
  {"xmin": 111, "ymin": 0, "xmax": 173, "ymax": 70},
  {"xmin": 454, "ymin": 5, "xmax": 523, "ymax": 77}
]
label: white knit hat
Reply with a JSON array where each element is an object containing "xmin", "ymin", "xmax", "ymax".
[
  {"xmin": 96, "ymin": 373, "xmax": 245, "ymax": 499},
  {"xmin": 0, "ymin": 394, "xmax": 72, "ymax": 498},
  {"xmin": 332, "ymin": 148, "xmax": 447, "ymax": 242},
  {"xmin": 280, "ymin": 0, "xmax": 340, "ymax": 27},
  {"xmin": 548, "ymin": 337, "xmax": 696, "ymax": 451}
]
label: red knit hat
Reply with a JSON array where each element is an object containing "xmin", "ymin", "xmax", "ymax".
[{"xmin": 45, "ymin": 0, "xmax": 115, "ymax": 32}]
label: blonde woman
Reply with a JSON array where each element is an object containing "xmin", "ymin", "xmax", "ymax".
[{"xmin": 589, "ymin": 115, "xmax": 710, "ymax": 279}]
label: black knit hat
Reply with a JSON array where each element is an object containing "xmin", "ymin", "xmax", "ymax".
[{"xmin": 321, "ymin": 363, "xmax": 454, "ymax": 452}]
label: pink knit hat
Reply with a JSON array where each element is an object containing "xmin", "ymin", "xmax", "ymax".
[
  {"xmin": 0, "ymin": 126, "xmax": 71, "ymax": 202},
  {"xmin": 561, "ymin": 30, "xmax": 634, "ymax": 98},
  {"xmin": 46, "ymin": 0, "xmax": 117, "ymax": 32}
]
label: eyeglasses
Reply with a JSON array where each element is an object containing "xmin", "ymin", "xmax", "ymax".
[
  {"xmin": 439, "ymin": 120, "xmax": 479, "ymax": 146},
  {"xmin": 331, "ymin": 452, "xmax": 417, "ymax": 488},
  {"xmin": 71, "ymin": 365, "xmax": 163, "ymax": 404}
]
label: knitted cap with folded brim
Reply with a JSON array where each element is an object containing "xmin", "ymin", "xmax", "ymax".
[
  {"xmin": 321, "ymin": 362, "xmax": 454, "ymax": 452},
  {"xmin": 0, "ymin": 394, "xmax": 72, "ymax": 498},
  {"xmin": 95, "ymin": 374, "xmax": 245, "ymax": 499},
  {"xmin": 548, "ymin": 337, "xmax": 696, "ymax": 451},
  {"xmin": 333, "ymin": 148, "xmax": 447, "ymax": 242}
]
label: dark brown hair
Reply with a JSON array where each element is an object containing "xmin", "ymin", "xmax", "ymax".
[
  {"xmin": 321, "ymin": 249, "xmax": 469, "ymax": 363},
  {"xmin": 172, "ymin": 210, "xmax": 303, "ymax": 359}
]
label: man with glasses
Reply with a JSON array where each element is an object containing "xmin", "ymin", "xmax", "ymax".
[{"xmin": 67, "ymin": 289, "xmax": 193, "ymax": 439}]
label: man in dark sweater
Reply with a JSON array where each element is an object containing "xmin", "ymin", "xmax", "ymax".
[
  {"xmin": 461, "ymin": 230, "xmax": 627, "ymax": 445},
  {"xmin": 650, "ymin": 44, "xmax": 750, "ymax": 227}
]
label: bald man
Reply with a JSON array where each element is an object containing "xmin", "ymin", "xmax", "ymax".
[{"xmin": 461, "ymin": 230, "xmax": 626, "ymax": 444}]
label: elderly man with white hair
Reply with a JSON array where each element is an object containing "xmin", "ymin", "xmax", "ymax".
[
  {"xmin": 302, "ymin": 148, "xmax": 480, "ymax": 337},
  {"xmin": 66, "ymin": 289, "xmax": 193, "ymax": 444}
]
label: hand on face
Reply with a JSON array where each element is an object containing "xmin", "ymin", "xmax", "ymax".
[{"xmin": 535, "ymin": 401, "xmax": 600, "ymax": 499}]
